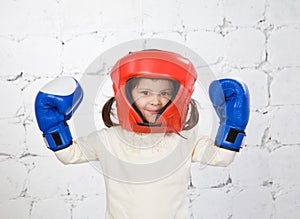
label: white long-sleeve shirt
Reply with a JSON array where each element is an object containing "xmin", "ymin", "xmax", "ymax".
[{"xmin": 55, "ymin": 126, "xmax": 236, "ymax": 219}]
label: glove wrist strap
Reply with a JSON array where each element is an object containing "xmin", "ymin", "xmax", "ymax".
[
  {"xmin": 215, "ymin": 124, "xmax": 246, "ymax": 152},
  {"xmin": 43, "ymin": 123, "xmax": 73, "ymax": 151}
]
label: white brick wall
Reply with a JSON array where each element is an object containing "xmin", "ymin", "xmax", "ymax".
[{"xmin": 1, "ymin": 0, "xmax": 299, "ymax": 218}]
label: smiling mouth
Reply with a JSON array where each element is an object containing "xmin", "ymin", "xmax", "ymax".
[{"xmin": 147, "ymin": 110, "xmax": 160, "ymax": 114}]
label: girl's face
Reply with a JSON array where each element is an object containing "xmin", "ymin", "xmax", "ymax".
[{"xmin": 131, "ymin": 78, "xmax": 175, "ymax": 123}]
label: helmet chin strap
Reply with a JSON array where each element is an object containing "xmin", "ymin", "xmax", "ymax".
[
  {"xmin": 132, "ymin": 100, "xmax": 173, "ymax": 126},
  {"xmin": 131, "ymin": 100, "xmax": 189, "ymax": 140}
]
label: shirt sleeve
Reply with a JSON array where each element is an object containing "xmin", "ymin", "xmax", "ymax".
[
  {"xmin": 191, "ymin": 136, "xmax": 236, "ymax": 167},
  {"xmin": 54, "ymin": 131, "xmax": 100, "ymax": 165}
]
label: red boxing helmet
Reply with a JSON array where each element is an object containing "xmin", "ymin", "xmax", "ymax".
[{"xmin": 110, "ymin": 50, "xmax": 198, "ymax": 133}]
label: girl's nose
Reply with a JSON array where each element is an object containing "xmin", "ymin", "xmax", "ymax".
[{"xmin": 150, "ymin": 94, "xmax": 162, "ymax": 105}]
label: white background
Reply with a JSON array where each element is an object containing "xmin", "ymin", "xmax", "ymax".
[{"xmin": 1, "ymin": 0, "xmax": 300, "ymax": 218}]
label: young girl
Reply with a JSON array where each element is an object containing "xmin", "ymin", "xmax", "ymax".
[{"xmin": 35, "ymin": 50, "xmax": 250, "ymax": 218}]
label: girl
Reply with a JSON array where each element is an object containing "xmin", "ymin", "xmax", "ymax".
[{"xmin": 35, "ymin": 50, "xmax": 250, "ymax": 218}]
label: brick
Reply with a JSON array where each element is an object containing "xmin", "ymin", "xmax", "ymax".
[
  {"xmin": 186, "ymin": 30, "xmax": 224, "ymax": 64},
  {"xmin": 245, "ymin": 109, "xmax": 270, "ymax": 146},
  {"xmin": 0, "ymin": 118, "xmax": 26, "ymax": 155},
  {"xmin": 0, "ymin": 198, "xmax": 31, "ymax": 219},
  {"xmin": 232, "ymin": 188, "xmax": 273, "ymax": 219},
  {"xmin": 229, "ymin": 148, "xmax": 271, "ymax": 186},
  {"xmin": 26, "ymin": 157, "xmax": 72, "ymax": 197},
  {"xmin": 179, "ymin": 0, "xmax": 223, "ymax": 29},
  {"xmin": 100, "ymin": 31, "xmax": 143, "ymax": 51},
  {"xmin": 267, "ymin": 0, "xmax": 300, "ymax": 25},
  {"xmin": 0, "ymin": 81, "xmax": 22, "ymax": 117},
  {"xmin": 274, "ymin": 189, "xmax": 300, "ymax": 219},
  {"xmin": 270, "ymin": 106, "xmax": 300, "ymax": 144},
  {"xmin": 30, "ymin": 198, "xmax": 71, "ymax": 219},
  {"xmin": 144, "ymin": 31, "xmax": 184, "ymax": 45},
  {"xmin": 225, "ymin": 29, "xmax": 266, "ymax": 67},
  {"xmin": 18, "ymin": 37, "xmax": 62, "ymax": 76},
  {"xmin": 270, "ymin": 146, "xmax": 300, "ymax": 186},
  {"xmin": 224, "ymin": 0, "xmax": 265, "ymax": 26},
  {"xmin": 270, "ymin": 67, "xmax": 300, "ymax": 105},
  {"xmin": 142, "ymin": 0, "xmax": 181, "ymax": 32},
  {"xmin": 26, "ymin": 120, "xmax": 51, "ymax": 156},
  {"xmin": 72, "ymin": 195, "xmax": 106, "ymax": 219},
  {"xmin": 0, "ymin": 0, "xmax": 59, "ymax": 36},
  {"xmin": 191, "ymin": 163, "xmax": 230, "ymax": 188},
  {"xmin": 59, "ymin": 0, "xmax": 103, "ymax": 34},
  {"xmin": 99, "ymin": 0, "xmax": 142, "ymax": 32},
  {"xmin": 0, "ymin": 0, "xmax": 24, "ymax": 36},
  {"xmin": 191, "ymin": 188, "xmax": 232, "ymax": 219},
  {"xmin": 268, "ymin": 28, "xmax": 300, "ymax": 67},
  {"xmin": 65, "ymin": 164, "xmax": 105, "ymax": 195},
  {"xmin": 0, "ymin": 160, "xmax": 27, "ymax": 200},
  {"xmin": 0, "ymin": 38, "xmax": 22, "ymax": 76},
  {"xmin": 62, "ymin": 34, "xmax": 107, "ymax": 75},
  {"xmin": 26, "ymin": 156, "xmax": 104, "ymax": 197},
  {"xmin": 225, "ymin": 69, "xmax": 269, "ymax": 108}
]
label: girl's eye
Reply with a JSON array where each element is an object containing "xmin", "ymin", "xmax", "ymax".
[
  {"xmin": 141, "ymin": 91, "xmax": 150, "ymax": 95},
  {"xmin": 161, "ymin": 91, "xmax": 171, "ymax": 97}
]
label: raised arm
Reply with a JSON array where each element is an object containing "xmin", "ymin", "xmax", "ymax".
[
  {"xmin": 192, "ymin": 79, "xmax": 250, "ymax": 166},
  {"xmin": 209, "ymin": 78, "xmax": 250, "ymax": 152},
  {"xmin": 35, "ymin": 76, "xmax": 95, "ymax": 164},
  {"xmin": 35, "ymin": 76, "xmax": 83, "ymax": 151}
]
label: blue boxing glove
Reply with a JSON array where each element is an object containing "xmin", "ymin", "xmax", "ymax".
[
  {"xmin": 209, "ymin": 78, "xmax": 250, "ymax": 151},
  {"xmin": 35, "ymin": 76, "xmax": 83, "ymax": 151}
]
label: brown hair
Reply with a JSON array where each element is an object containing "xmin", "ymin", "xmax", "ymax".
[
  {"xmin": 102, "ymin": 97, "xmax": 117, "ymax": 128},
  {"xmin": 102, "ymin": 97, "xmax": 199, "ymax": 131}
]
